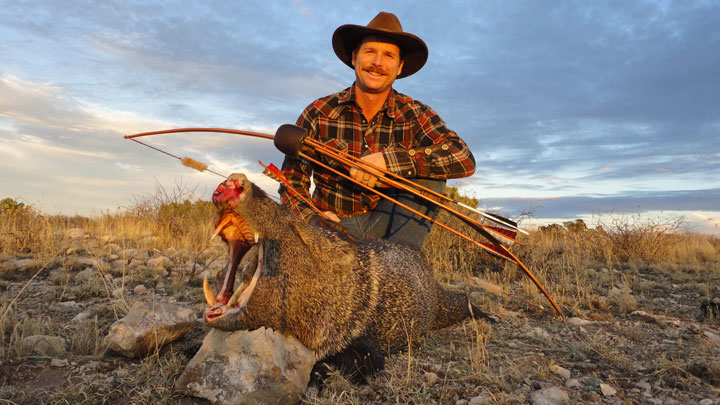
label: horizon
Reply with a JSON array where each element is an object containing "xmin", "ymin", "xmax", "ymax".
[{"xmin": 1, "ymin": 1, "xmax": 718, "ymax": 235}]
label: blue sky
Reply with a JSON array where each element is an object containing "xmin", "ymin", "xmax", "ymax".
[{"xmin": 1, "ymin": 1, "xmax": 718, "ymax": 234}]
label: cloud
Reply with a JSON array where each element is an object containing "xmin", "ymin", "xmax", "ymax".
[
  {"xmin": 1, "ymin": 1, "xmax": 718, "ymax": 233},
  {"xmin": 0, "ymin": 75, "xmax": 283, "ymax": 214}
]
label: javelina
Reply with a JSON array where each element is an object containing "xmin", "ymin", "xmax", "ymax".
[{"xmin": 204, "ymin": 173, "xmax": 486, "ymax": 383}]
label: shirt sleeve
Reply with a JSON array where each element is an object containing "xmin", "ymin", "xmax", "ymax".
[
  {"xmin": 278, "ymin": 105, "xmax": 318, "ymax": 222},
  {"xmin": 382, "ymin": 104, "xmax": 475, "ymax": 179}
]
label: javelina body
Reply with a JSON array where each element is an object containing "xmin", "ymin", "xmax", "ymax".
[{"xmin": 205, "ymin": 173, "xmax": 478, "ymax": 381}]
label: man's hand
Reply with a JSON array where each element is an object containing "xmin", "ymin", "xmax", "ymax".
[
  {"xmin": 349, "ymin": 152, "xmax": 386, "ymax": 188},
  {"xmin": 321, "ymin": 211, "xmax": 340, "ymax": 223}
]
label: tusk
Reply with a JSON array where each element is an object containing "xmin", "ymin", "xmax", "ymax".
[
  {"xmin": 254, "ymin": 232, "xmax": 259, "ymax": 243},
  {"xmin": 226, "ymin": 280, "xmax": 248, "ymax": 307},
  {"xmin": 212, "ymin": 215, "xmax": 233, "ymax": 240},
  {"xmin": 203, "ymin": 276, "xmax": 218, "ymax": 306},
  {"xmin": 238, "ymin": 242, "xmax": 264, "ymax": 307}
]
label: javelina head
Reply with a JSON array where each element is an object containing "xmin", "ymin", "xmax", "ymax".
[{"xmin": 203, "ymin": 173, "xmax": 263, "ymax": 329}]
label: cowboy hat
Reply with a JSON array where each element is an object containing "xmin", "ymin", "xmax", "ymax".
[{"xmin": 332, "ymin": 12, "xmax": 428, "ymax": 79}]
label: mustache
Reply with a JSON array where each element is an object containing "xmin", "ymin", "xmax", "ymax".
[{"xmin": 363, "ymin": 66, "xmax": 388, "ymax": 75}]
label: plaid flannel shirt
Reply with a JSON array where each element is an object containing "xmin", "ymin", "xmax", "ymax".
[{"xmin": 280, "ymin": 86, "xmax": 475, "ymax": 221}]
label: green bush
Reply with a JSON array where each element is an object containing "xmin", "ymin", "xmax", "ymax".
[{"xmin": 0, "ymin": 198, "xmax": 28, "ymax": 215}]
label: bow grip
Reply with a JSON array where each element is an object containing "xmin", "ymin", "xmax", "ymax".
[{"xmin": 274, "ymin": 124, "xmax": 307, "ymax": 158}]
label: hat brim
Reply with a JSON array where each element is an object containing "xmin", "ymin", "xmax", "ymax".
[{"xmin": 332, "ymin": 24, "xmax": 428, "ymax": 79}]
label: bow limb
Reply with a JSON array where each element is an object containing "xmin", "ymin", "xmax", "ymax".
[{"xmin": 124, "ymin": 127, "xmax": 275, "ymax": 141}]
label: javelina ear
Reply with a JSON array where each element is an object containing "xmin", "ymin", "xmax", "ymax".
[{"xmin": 274, "ymin": 124, "xmax": 307, "ymax": 158}]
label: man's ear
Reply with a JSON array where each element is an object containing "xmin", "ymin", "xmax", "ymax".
[
  {"xmin": 351, "ymin": 50, "xmax": 357, "ymax": 67},
  {"xmin": 397, "ymin": 59, "xmax": 404, "ymax": 76}
]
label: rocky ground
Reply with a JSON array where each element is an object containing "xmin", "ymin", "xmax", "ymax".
[{"xmin": 0, "ymin": 226, "xmax": 718, "ymax": 404}]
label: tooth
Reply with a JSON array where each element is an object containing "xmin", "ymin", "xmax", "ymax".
[
  {"xmin": 227, "ymin": 281, "xmax": 248, "ymax": 307},
  {"xmin": 203, "ymin": 276, "xmax": 218, "ymax": 306},
  {"xmin": 212, "ymin": 215, "xmax": 233, "ymax": 240},
  {"xmin": 238, "ymin": 242, "xmax": 264, "ymax": 307}
]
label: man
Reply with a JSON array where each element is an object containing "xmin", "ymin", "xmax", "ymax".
[{"xmin": 279, "ymin": 12, "xmax": 475, "ymax": 249}]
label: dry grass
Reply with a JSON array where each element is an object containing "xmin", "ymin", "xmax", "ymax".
[{"xmin": 1, "ymin": 189, "xmax": 719, "ymax": 404}]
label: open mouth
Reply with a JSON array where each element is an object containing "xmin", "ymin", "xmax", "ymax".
[{"xmin": 204, "ymin": 175, "xmax": 262, "ymax": 322}]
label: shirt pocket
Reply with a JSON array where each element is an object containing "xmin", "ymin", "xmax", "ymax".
[
  {"xmin": 391, "ymin": 121, "xmax": 418, "ymax": 148},
  {"xmin": 317, "ymin": 137, "xmax": 349, "ymax": 166}
]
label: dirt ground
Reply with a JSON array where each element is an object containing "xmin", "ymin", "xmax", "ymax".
[{"xmin": 1, "ymin": 228, "xmax": 718, "ymax": 404}]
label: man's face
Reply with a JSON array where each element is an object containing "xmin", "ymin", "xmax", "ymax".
[{"xmin": 352, "ymin": 36, "xmax": 404, "ymax": 95}]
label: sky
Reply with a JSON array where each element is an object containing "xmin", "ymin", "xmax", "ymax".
[{"xmin": 1, "ymin": 1, "xmax": 718, "ymax": 234}]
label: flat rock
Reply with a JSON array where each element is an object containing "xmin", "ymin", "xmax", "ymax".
[
  {"xmin": 103, "ymin": 301, "xmax": 197, "ymax": 357},
  {"xmin": 175, "ymin": 327, "xmax": 316, "ymax": 405},
  {"xmin": 13, "ymin": 258, "xmax": 39, "ymax": 270},
  {"xmin": 530, "ymin": 386, "xmax": 570, "ymax": 405},
  {"xmin": 566, "ymin": 317, "xmax": 594, "ymax": 326},
  {"xmin": 21, "ymin": 335, "xmax": 66, "ymax": 357},
  {"xmin": 549, "ymin": 364, "xmax": 571, "ymax": 379},
  {"xmin": 600, "ymin": 383, "xmax": 617, "ymax": 396},
  {"xmin": 147, "ymin": 256, "xmax": 173, "ymax": 269},
  {"xmin": 522, "ymin": 327, "xmax": 552, "ymax": 341},
  {"xmin": 134, "ymin": 284, "xmax": 149, "ymax": 295},
  {"xmin": 468, "ymin": 393, "xmax": 493, "ymax": 404}
]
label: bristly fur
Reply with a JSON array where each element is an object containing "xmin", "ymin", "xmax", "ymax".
[{"xmin": 207, "ymin": 174, "xmax": 483, "ymax": 383}]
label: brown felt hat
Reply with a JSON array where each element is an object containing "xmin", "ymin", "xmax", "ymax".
[{"xmin": 332, "ymin": 12, "xmax": 428, "ymax": 79}]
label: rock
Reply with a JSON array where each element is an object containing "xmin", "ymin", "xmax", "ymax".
[
  {"xmin": 702, "ymin": 329, "xmax": 720, "ymax": 345},
  {"xmin": 566, "ymin": 317, "xmax": 594, "ymax": 326},
  {"xmin": 147, "ymin": 256, "xmax": 173, "ymax": 270},
  {"xmin": 59, "ymin": 300, "xmax": 80, "ymax": 309},
  {"xmin": 105, "ymin": 243, "xmax": 122, "ymax": 253},
  {"xmin": 72, "ymin": 311, "xmax": 93, "ymax": 323},
  {"xmin": 634, "ymin": 381, "xmax": 651, "ymax": 391},
  {"xmin": 21, "ymin": 335, "xmax": 66, "ymax": 357},
  {"xmin": 549, "ymin": 364, "xmax": 571, "ymax": 379},
  {"xmin": 133, "ymin": 284, "xmax": 149, "ymax": 295},
  {"xmin": 164, "ymin": 247, "xmax": 178, "ymax": 258},
  {"xmin": 529, "ymin": 386, "xmax": 569, "ymax": 405},
  {"xmin": 112, "ymin": 287, "xmax": 126, "ymax": 298},
  {"xmin": 120, "ymin": 249, "xmax": 139, "ymax": 259},
  {"xmin": 72, "ymin": 257, "xmax": 105, "ymax": 268},
  {"xmin": 522, "ymin": 327, "xmax": 552, "ymax": 341},
  {"xmin": 13, "ymin": 258, "xmax": 38, "ymax": 271},
  {"xmin": 75, "ymin": 267, "xmax": 95, "ymax": 281},
  {"xmin": 65, "ymin": 247, "xmax": 88, "ymax": 255},
  {"xmin": 469, "ymin": 393, "xmax": 493, "ymax": 404},
  {"xmin": 51, "ymin": 358, "xmax": 69, "ymax": 367},
  {"xmin": 630, "ymin": 310, "xmax": 681, "ymax": 327},
  {"xmin": 424, "ymin": 371, "xmax": 439, "ymax": 385},
  {"xmin": 175, "ymin": 327, "xmax": 316, "ymax": 405},
  {"xmin": 608, "ymin": 287, "xmax": 623, "ymax": 298},
  {"xmin": 456, "ymin": 400, "xmax": 469, "ymax": 405},
  {"xmin": 103, "ymin": 301, "xmax": 197, "ymax": 358},
  {"xmin": 564, "ymin": 378, "xmax": 581, "ymax": 389},
  {"xmin": 599, "ymin": 383, "xmax": 617, "ymax": 397},
  {"xmin": 699, "ymin": 399, "xmax": 714, "ymax": 405}
]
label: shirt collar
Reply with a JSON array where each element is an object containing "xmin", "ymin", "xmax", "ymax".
[{"xmin": 330, "ymin": 85, "xmax": 405, "ymax": 122}]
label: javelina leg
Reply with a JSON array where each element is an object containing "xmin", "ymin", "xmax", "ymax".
[{"xmin": 308, "ymin": 334, "xmax": 385, "ymax": 389}]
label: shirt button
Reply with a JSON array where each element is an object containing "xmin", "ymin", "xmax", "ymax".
[
  {"xmin": 408, "ymin": 149, "xmax": 416, "ymax": 156},
  {"xmin": 407, "ymin": 171, "xmax": 412, "ymax": 175},
  {"xmin": 442, "ymin": 144, "xmax": 449, "ymax": 150},
  {"xmin": 425, "ymin": 148, "xmax": 432, "ymax": 155}
]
